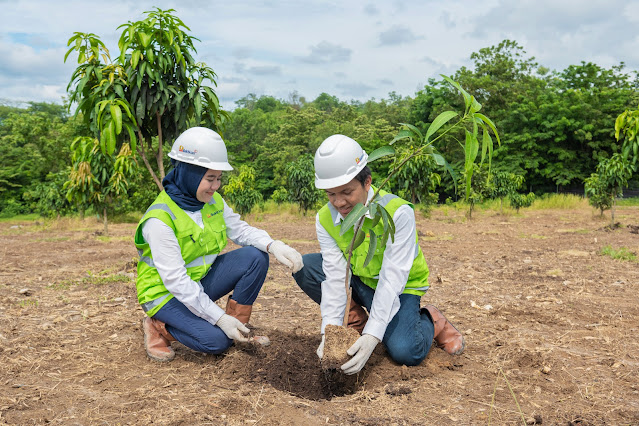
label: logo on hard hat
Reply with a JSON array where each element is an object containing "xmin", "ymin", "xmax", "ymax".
[
  {"xmin": 179, "ymin": 145, "xmax": 198, "ymax": 155},
  {"xmin": 355, "ymin": 157, "xmax": 361, "ymax": 164}
]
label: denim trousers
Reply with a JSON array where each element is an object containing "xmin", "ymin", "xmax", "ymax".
[
  {"xmin": 153, "ymin": 246, "xmax": 269, "ymax": 354},
  {"xmin": 293, "ymin": 252, "xmax": 434, "ymax": 366}
]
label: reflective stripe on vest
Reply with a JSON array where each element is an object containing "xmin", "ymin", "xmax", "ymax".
[{"xmin": 141, "ymin": 294, "xmax": 169, "ymax": 313}]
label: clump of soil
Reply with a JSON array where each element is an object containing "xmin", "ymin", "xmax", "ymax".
[
  {"xmin": 319, "ymin": 324, "xmax": 362, "ymax": 394},
  {"xmin": 321, "ymin": 324, "xmax": 360, "ymax": 369}
]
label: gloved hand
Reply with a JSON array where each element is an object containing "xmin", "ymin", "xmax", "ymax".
[
  {"xmin": 341, "ymin": 334, "xmax": 380, "ymax": 375},
  {"xmin": 216, "ymin": 314, "xmax": 250, "ymax": 342},
  {"xmin": 268, "ymin": 240, "xmax": 303, "ymax": 273},
  {"xmin": 316, "ymin": 335, "xmax": 325, "ymax": 359}
]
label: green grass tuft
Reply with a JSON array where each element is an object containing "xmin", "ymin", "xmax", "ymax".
[{"xmin": 600, "ymin": 245, "xmax": 637, "ymax": 262}]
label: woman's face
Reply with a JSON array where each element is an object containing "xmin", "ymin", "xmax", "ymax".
[{"xmin": 196, "ymin": 169, "xmax": 223, "ymax": 203}]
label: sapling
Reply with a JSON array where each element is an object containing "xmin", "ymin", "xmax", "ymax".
[{"xmin": 323, "ymin": 76, "xmax": 500, "ymax": 369}]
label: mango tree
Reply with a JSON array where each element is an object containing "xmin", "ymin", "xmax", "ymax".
[
  {"xmin": 65, "ymin": 8, "xmax": 229, "ymax": 191},
  {"xmin": 584, "ymin": 154, "xmax": 634, "ymax": 227},
  {"xmin": 64, "ymin": 137, "xmax": 137, "ymax": 234},
  {"xmin": 338, "ymin": 75, "xmax": 500, "ymax": 326},
  {"xmin": 223, "ymin": 165, "xmax": 262, "ymax": 216}
]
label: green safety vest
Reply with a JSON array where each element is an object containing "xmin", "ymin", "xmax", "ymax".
[
  {"xmin": 134, "ymin": 191, "xmax": 228, "ymax": 316},
  {"xmin": 318, "ymin": 188, "xmax": 429, "ymax": 296}
]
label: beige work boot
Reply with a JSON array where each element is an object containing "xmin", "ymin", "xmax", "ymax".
[
  {"xmin": 142, "ymin": 317, "xmax": 176, "ymax": 362},
  {"xmin": 424, "ymin": 305, "xmax": 465, "ymax": 355},
  {"xmin": 225, "ymin": 297, "xmax": 271, "ymax": 346},
  {"xmin": 347, "ymin": 299, "xmax": 368, "ymax": 334}
]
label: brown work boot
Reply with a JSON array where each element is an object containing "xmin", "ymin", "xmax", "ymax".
[
  {"xmin": 424, "ymin": 305, "xmax": 465, "ymax": 355},
  {"xmin": 142, "ymin": 317, "xmax": 176, "ymax": 362},
  {"xmin": 225, "ymin": 297, "xmax": 270, "ymax": 346},
  {"xmin": 347, "ymin": 299, "xmax": 368, "ymax": 334}
]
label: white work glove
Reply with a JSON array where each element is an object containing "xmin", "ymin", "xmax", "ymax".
[
  {"xmin": 268, "ymin": 240, "xmax": 303, "ymax": 273},
  {"xmin": 216, "ymin": 314, "xmax": 250, "ymax": 342},
  {"xmin": 316, "ymin": 335, "xmax": 325, "ymax": 359},
  {"xmin": 341, "ymin": 334, "xmax": 380, "ymax": 375}
]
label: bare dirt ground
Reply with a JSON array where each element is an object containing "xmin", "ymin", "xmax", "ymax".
[{"xmin": 1, "ymin": 203, "xmax": 638, "ymax": 425}]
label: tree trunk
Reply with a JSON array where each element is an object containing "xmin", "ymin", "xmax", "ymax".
[
  {"xmin": 103, "ymin": 206, "xmax": 108, "ymax": 236},
  {"xmin": 156, "ymin": 112, "xmax": 166, "ymax": 181},
  {"xmin": 138, "ymin": 130, "xmax": 163, "ymax": 191},
  {"xmin": 611, "ymin": 197, "xmax": 616, "ymax": 228}
]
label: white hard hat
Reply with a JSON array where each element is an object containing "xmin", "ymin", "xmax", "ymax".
[
  {"xmin": 314, "ymin": 134, "xmax": 368, "ymax": 189},
  {"xmin": 168, "ymin": 127, "xmax": 233, "ymax": 171}
]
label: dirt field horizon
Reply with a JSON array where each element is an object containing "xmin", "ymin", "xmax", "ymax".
[{"xmin": 1, "ymin": 203, "xmax": 638, "ymax": 425}]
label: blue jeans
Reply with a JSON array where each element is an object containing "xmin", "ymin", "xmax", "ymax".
[
  {"xmin": 153, "ymin": 246, "xmax": 269, "ymax": 354},
  {"xmin": 293, "ymin": 253, "xmax": 435, "ymax": 366}
]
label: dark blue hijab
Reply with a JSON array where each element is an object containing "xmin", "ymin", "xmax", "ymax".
[{"xmin": 162, "ymin": 160, "xmax": 209, "ymax": 211}]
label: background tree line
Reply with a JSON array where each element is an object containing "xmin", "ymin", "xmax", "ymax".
[{"xmin": 1, "ymin": 38, "xmax": 638, "ymax": 220}]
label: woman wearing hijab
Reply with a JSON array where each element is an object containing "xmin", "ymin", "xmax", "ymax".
[{"xmin": 134, "ymin": 127, "xmax": 303, "ymax": 362}]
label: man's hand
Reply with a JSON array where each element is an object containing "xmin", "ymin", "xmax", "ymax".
[
  {"xmin": 316, "ymin": 335, "xmax": 325, "ymax": 359},
  {"xmin": 341, "ymin": 334, "xmax": 380, "ymax": 375},
  {"xmin": 216, "ymin": 314, "xmax": 250, "ymax": 342},
  {"xmin": 268, "ymin": 240, "xmax": 303, "ymax": 273}
]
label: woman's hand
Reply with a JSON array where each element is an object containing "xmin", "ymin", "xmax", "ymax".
[
  {"xmin": 216, "ymin": 314, "xmax": 250, "ymax": 342},
  {"xmin": 268, "ymin": 240, "xmax": 304, "ymax": 272}
]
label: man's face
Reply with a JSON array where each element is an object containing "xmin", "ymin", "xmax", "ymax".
[
  {"xmin": 325, "ymin": 176, "xmax": 372, "ymax": 217},
  {"xmin": 196, "ymin": 169, "xmax": 222, "ymax": 203}
]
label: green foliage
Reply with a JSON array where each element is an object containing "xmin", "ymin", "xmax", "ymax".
[
  {"xmin": 22, "ymin": 170, "xmax": 74, "ymax": 217},
  {"xmin": 271, "ymin": 187, "xmax": 289, "ymax": 204},
  {"xmin": 0, "ymin": 102, "xmax": 80, "ymax": 217},
  {"xmin": 600, "ymin": 245, "xmax": 637, "ymax": 262},
  {"xmin": 224, "ymin": 165, "xmax": 263, "ymax": 216},
  {"xmin": 584, "ymin": 173, "xmax": 612, "ymax": 216},
  {"xmin": 615, "ymin": 105, "xmax": 639, "ymax": 166},
  {"xmin": 65, "ymin": 8, "xmax": 229, "ymax": 190},
  {"xmin": 64, "ymin": 137, "xmax": 137, "ymax": 233},
  {"xmin": 286, "ymin": 154, "xmax": 322, "ymax": 214},
  {"xmin": 585, "ymin": 154, "xmax": 634, "ymax": 224},
  {"xmin": 509, "ymin": 192, "xmax": 536, "ymax": 212},
  {"xmin": 491, "ymin": 171, "xmax": 525, "ymax": 212},
  {"xmin": 390, "ymin": 146, "xmax": 441, "ymax": 205}
]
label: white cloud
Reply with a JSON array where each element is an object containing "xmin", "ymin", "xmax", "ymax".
[{"xmin": 0, "ymin": 0, "xmax": 637, "ymax": 109}]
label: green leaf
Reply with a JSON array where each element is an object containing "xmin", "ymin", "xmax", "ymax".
[
  {"xmin": 368, "ymin": 146, "xmax": 395, "ymax": 163},
  {"xmin": 125, "ymin": 124, "xmax": 137, "ymax": 152},
  {"xmin": 390, "ymin": 128, "xmax": 414, "ymax": 145},
  {"xmin": 425, "ymin": 111, "xmax": 458, "ymax": 142},
  {"xmin": 475, "ymin": 113, "xmax": 501, "ymax": 146},
  {"xmin": 363, "ymin": 231, "xmax": 378, "ymax": 267},
  {"xmin": 107, "ymin": 121, "xmax": 116, "ymax": 154},
  {"xmin": 340, "ymin": 203, "xmax": 367, "ymax": 236},
  {"xmin": 110, "ymin": 104, "xmax": 122, "ymax": 135},
  {"xmin": 352, "ymin": 228, "xmax": 366, "ymax": 251},
  {"xmin": 368, "ymin": 203, "xmax": 381, "ymax": 228}
]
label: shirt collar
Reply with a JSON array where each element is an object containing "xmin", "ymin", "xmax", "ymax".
[{"xmin": 333, "ymin": 187, "xmax": 375, "ymax": 225}]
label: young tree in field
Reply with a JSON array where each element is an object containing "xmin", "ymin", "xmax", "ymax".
[
  {"xmin": 491, "ymin": 171, "xmax": 525, "ymax": 213},
  {"xmin": 338, "ymin": 75, "xmax": 500, "ymax": 325},
  {"xmin": 65, "ymin": 8, "xmax": 229, "ymax": 191},
  {"xmin": 64, "ymin": 137, "xmax": 137, "ymax": 234},
  {"xmin": 509, "ymin": 192, "xmax": 535, "ymax": 213},
  {"xmin": 286, "ymin": 154, "xmax": 323, "ymax": 214},
  {"xmin": 223, "ymin": 165, "xmax": 263, "ymax": 216},
  {"xmin": 584, "ymin": 173, "xmax": 611, "ymax": 217},
  {"xmin": 389, "ymin": 146, "xmax": 441, "ymax": 206},
  {"xmin": 270, "ymin": 187, "xmax": 289, "ymax": 205},
  {"xmin": 584, "ymin": 154, "xmax": 634, "ymax": 226}
]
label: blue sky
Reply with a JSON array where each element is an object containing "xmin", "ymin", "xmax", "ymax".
[{"xmin": 1, "ymin": 0, "xmax": 638, "ymax": 110}]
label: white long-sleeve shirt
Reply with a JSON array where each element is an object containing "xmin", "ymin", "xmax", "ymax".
[
  {"xmin": 141, "ymin": 197, "xmax": 274, "ymax": 326},
  {"xmin": 317, "ymin": 187, "xmax": 420, "ymax": 341}
]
